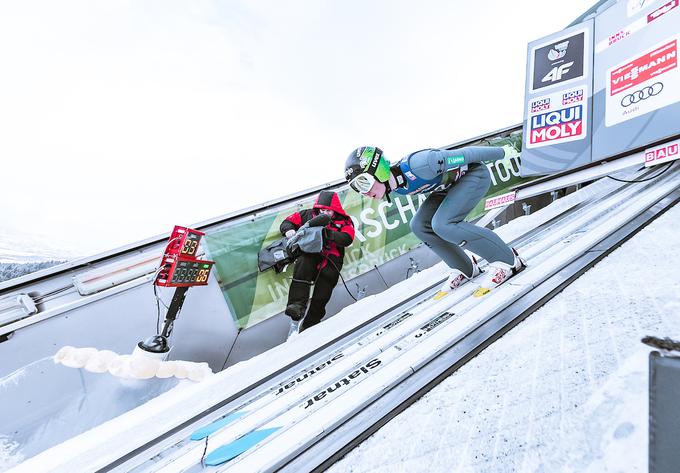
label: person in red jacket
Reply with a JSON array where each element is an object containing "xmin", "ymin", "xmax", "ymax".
[{"xmin": 280, "ymin": 190, "xmax": 355, "ymax": 332}]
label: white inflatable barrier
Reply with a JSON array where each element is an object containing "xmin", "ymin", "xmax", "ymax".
[{"xmin": 53, "ymin": 346, "xmax": 213, "ymax": 382}]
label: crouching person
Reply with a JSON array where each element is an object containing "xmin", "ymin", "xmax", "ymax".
[{"xmin": 280, "ymin": 191, "xmax": 354, "ymax": 333}]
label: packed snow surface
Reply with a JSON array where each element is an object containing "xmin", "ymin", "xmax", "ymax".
[{"xmin": 328, "ymin": 203, "xmax": 680, "ymax": 472}]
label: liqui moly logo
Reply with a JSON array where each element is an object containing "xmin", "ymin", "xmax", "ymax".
[
  {"xmin": 648, "ymin": 0, "xmax": 678, "ymax": 23},
  {"xmin": 610, "ymin": 39, "xmax": 677, "ymax": 96},
  {"xmin": 644, "ymin": 141, "xmax": 680, "ymax": 167},
  {"xmin": 484, "ymin": 191, "xmax": 517, "ymax": 210},
  {"xmin": 529, "ymin": 105, "xmax": 583, "ymax": 145},
  {"xmin": 562, "ymin": 89, "xmax": 584, "ymax": 105},
  {"xmin": 530, "ymin": 98, "xmax": 551, "ymax": 112}
]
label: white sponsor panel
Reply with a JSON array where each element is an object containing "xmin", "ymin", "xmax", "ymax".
[
  {"xmin": 596, "ymin": 0, "xmax": 678, "ymax": 53},
  {"xmin": 595, "ymin": 17, "xmax": 646, "ymax": 53},
  {"xmin": 605, "ymin": 35, "xmax": 680, "ymax": 126},
  {"xmin": 628, "ymin": 0, "xmax": 658, "ymax": 17},
  {"xmin": 484, "ymin": 191, "xmax": 517, "ymax": 210},
  {"xmin": 525, "ymin": 85, "xmax": 589, "ymax": 149},
  {"xmin": 644, "ymin": 138, "xmax": 680, "ymax": 166}
]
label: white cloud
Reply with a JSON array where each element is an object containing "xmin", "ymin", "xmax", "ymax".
[{"xmin": 0, "ymin": 0, "xmax": 595, "ymax": 254}]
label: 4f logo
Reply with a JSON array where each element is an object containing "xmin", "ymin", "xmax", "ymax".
[
  {"xmin": 531, "ymin": 31, "xmax": 585, "ymax": 91},
  {"xmin": 547, "ymin": 41, "xmax": 569, "ymax": 61},
  {"xmin": 542, "ymin": 62, "xmax": 574, "ymax": 83}
]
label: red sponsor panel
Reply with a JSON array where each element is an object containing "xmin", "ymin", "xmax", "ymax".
[
  {"xmin": 647, "ymin": 0, "xmax": 679, "ymax": 23},
  {"xmin": 610, "ymin": 40, "xmax": 678, "ymax": 96}
]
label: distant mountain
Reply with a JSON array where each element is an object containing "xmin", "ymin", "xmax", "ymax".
[{"xmin": 0, "ymin": 228, "xmax": 82, "ymax": 264}]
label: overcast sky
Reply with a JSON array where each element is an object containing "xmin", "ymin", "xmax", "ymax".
[{"xmin": 0, "ymin": 0, "xmax": 595, "ymax": 255}]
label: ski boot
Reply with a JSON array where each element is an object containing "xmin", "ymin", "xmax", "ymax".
[
  {"xmin": 473, "ymin": 248, "xmax": 526, "ymax": 297},
  {"xmin": 433, "ymin": 255, "xmax": 481, "ymax": 300}
]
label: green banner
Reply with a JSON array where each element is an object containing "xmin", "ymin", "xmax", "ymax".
[{"xmin": 204, "ymin": 137, "xmax": 529, "ymax": 329}]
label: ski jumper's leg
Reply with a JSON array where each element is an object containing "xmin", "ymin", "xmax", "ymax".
[
  {"xmin": 432, "ymin": 163, "xmax": 515, "ymax": 266},
  {"xmin": 285, "ymin": 253, "xmax": 322, "ymax": 321},
  {"xmin": 410, "ymin": 191, "xmax": 477, "ymax": 277},
  {"xmin": 300, "ymin": 260, "xmax": 340, "ymax": 332}
]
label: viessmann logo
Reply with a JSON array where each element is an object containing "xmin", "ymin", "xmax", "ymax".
[
  {"xmin": 610, "ymin": 39, "xmax": 677, "ymax": 96},
  {"xmin": 529, "ymin": 105, "xmax": 583, "ymax": 145}
]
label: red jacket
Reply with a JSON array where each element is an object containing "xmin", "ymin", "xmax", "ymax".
[{"xmin": 280, "ymin": 191, "xmax": 354, "ymax": 265}]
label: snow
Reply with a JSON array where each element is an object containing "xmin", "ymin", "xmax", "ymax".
[
  {"xmin": 0, "ymin": 228, "xmax": 80, "ymax": 264},
  {"xmin": 2, "ymin": 176, "xmax": 627, "ymax": 472},
  {"xmin": 327, "ymin": 202, "xmax": 680, "ymax": 473}
]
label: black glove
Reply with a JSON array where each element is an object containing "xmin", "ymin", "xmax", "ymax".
[{"xmin": 307, "ymin": 213, "xmax": 331, "ymax": 227}]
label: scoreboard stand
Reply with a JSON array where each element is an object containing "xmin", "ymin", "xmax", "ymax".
[{"xmin": 135, "ymin": 226, "xmax": 215, "ymax": 358}]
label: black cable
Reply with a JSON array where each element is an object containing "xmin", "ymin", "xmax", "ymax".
[
  {"xmin": 373, "ymin": 264, "xmax": 389, "ymax": 289},
  {"xmin": 322, "ymin": 256, "xmax": 358, "ymax": 302},
  {"xmin": 200, "ymin": 437, "xmax": 209, "ymax": 466},
  {"xmin": 221, "ymin": 328, "xmax": 243, "ymax": 371},
  {"xmin": 607, "ymin": 161, "xmax": 674, "ymax": 183}
]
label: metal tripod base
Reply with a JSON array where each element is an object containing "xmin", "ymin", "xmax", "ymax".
[{"xmin": 134, "ymin": 336, "xmax": 170, "ymax": 361}]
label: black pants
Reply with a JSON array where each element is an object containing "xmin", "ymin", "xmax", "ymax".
[{"xmin": 285, "ymin": 253, "xmax": 341, "ymax": 332}]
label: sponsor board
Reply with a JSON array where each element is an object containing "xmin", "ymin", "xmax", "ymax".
[
  {"xmin": 644, "ymin": 138, "xmax": 680, "ymax": 166},
  {"xmin": 526, "ymin": 85, "xmax": 589, "ymax": 149},
  {"xmin": 648, "ymin": 0, "xmax": 679, "ymax": 22},
  {"xmin": 484, "ymin": 191, "xmax": 517, "ymax": 210},
  {"xmin": 628, "ymin": 0, "xmax": 659, "ymax": 17},
  {"xmin": 204, "ymin": 136, "xmax": 528, "ymax": 329},
  {"xmin": 605, "ymin": 35, "xmax": 680, "ymax": 126},
  {"xmin": 530, "ymin": 28, "xmax": 588, "ymax": 92},
  {"xmin": 596, "ymin": 1, "xmax": 678, "ymax": 53}
]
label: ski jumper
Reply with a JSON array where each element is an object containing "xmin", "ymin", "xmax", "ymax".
[
  {"xmin": 393, "ymin": 147, "xmax": 515, "ymax": 278},
  {"xmin": 280, "ymin": 191, "xmax": 355, "ymax": 332}
]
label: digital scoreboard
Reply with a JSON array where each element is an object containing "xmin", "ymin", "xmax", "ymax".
[
  {"xmin": 168, "ymin": 259, "xmax": 214, "ymax": 286},
  {"xmin": 154, "ymin": 226, "xmax": 215, "ymax": 287}
]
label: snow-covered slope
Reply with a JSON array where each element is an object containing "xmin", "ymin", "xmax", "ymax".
[{"xmin": 327, "ymin": 203, "xmax": 680, "ymax": 473}]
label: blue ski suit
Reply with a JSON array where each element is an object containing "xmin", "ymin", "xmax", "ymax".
[{"xmin": 391, "ymin": 146, "xmax": 514, "ymax": 277}]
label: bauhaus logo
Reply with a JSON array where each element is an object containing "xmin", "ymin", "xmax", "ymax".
[
  {"xmin": 644, "ymin": 140, "xmax": 680, "ymax": 167},
  {"xmin": 531, "ymin": 31, "xmax": 586, "ymax": 91}
]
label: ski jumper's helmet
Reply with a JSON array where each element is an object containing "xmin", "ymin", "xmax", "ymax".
[{"xmin": 344, "ymin": 147, "xmax": 391, "ymax": 194}]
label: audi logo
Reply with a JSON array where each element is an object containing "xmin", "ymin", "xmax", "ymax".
[{"xmin": 621, "ymin": 82, "xmax": 664, "ymax": 107}]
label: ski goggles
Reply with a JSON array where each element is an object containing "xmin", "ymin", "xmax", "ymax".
[{"xmin": 348, "ymin": 172, "xmax": 376, "ymax": 194}]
